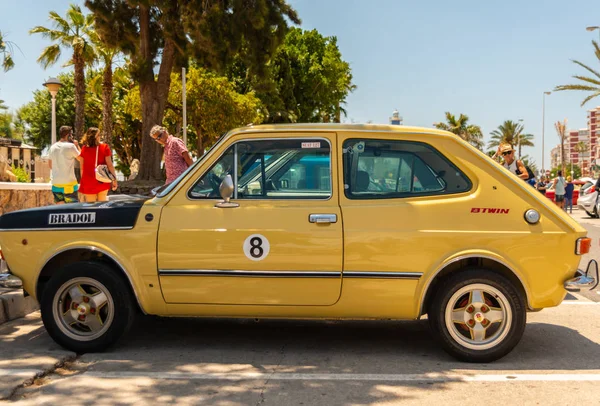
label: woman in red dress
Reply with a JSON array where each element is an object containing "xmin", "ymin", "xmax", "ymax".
[{"xmin": 78, "ymin": 127, "xmax": 118, "ymax": 202}]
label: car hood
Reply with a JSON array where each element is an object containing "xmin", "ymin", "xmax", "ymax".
[{"xmin": 0, "ymin": 198, "xmax": 149, "ymax": 231}]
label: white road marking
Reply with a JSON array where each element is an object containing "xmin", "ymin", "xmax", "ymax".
[
  {"xmin": 561, "ymin": 301, "xmax": 600, "ymax": 305},
  {"xmin": 69, "ymin": 371, "xmax": 600, "ymax": 382}
]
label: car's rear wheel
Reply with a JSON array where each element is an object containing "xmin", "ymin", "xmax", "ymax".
[
  {"xmin": 41, "ymin": 261, "xmax": 135, "ymax": 353},
  {"xmin": 428, "ymin": 269, "xmax": 526, "ymax": 363}
]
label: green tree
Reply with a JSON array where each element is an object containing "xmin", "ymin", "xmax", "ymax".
[
  {"xmin": 0, "ymin": 111, "xmax": 12, "ymax": 138},
  {"xmin": 230, "ymin": 28, "xmax": 355, "ymax": 123},
  {"xmin": 488, "ymin": 120, "xmax": 534, "ymax": 156},
  {"xmin": 30, "ymin": 5, "xmax": 96, "ymax": 140},
  {"xmin": 17, "ymin": 71, "xmax": 97, "ymax": 150},
  {"xmin": 433, "ymin": 112, "xmax": 484, "ymax": 150},
  {"xmin": 166, "ymin": 66, "xmax": 263, "ymax": 155},
  {"xmin": 554, "ymin": 119, "xmax": 568, "ymax": 172},
  {"xmin": 520, "ymin": 155, "xmax": 538, "ymax": 175},
  {"xmin": 555, "ymin": 41, "xmax": 600, "ymax": 106},
  {"xmin": 0, "ymin": 30, "xmax": 16, "ymax": 72},
  {"xmin": 86, "ymin": 0, "xmax": 300, "ymax": 181}
]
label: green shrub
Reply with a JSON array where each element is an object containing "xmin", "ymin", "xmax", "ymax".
[{"xmin": 11, "ymin": 165, "xmax": 31, "ymax": 183}]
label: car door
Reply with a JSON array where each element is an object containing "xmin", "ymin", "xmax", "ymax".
[{"xmin": 157, "ymin": 132, "xmax": 343, "ymax": 305}]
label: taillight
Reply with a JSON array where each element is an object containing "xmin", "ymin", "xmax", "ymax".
[
  {"xmin": 576, "ymin": 237, "xmax": 592, "ymax": 255},
  {"xmin": 0, "ymin": 249, "xmax": 4, "ymax": 260},
  {"xmin": 586, "ymin": 186, "xmax": 595, "ymax": 195}
]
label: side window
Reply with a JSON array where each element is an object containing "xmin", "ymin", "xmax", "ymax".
[
  {"xmin": 189, "ymin": 139, "xmax": 332, "ymax": 199},
  {"xmin": 343, "ymin": 139, "xmax": 471, "ymax": 199}
]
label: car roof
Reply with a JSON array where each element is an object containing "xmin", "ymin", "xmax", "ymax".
[{"xmin": 231, "ymin": 123, "xmax": 454, "ymax": 138}]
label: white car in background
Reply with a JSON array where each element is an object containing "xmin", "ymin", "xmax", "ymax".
[{"xmin": 577, "ymin": 178, "xmax": 598, "ymax": 217}]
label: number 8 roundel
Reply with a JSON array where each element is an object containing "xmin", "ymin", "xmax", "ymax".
[{"xmin": 243, "ymin": 234, "xmax": 270, "ymax": 261}]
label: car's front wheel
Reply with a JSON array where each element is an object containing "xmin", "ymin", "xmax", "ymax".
[
  {"xmin": 428, "ymin": 269, "xmax": 526, "ymax": 363},
  {"xmin": 41, "ymin": 261, "xmax": 135, "ymax": 353}
]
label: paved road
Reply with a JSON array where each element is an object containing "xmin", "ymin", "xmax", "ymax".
[
  {"xmin": 2, "ymin": 300, "xmax": 600, "ymax": 405},
  {"xmin": 0, "ymin": 210, "xmax": 599, "ymax": 405}
]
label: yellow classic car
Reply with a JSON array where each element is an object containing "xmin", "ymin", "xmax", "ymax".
[{"xmin": 0, "ymin": 124, "xmax": 597, "ymax": 363}]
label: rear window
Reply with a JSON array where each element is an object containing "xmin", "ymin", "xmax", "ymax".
[{"xmin": 343, "ymin": 139, "xmax": 472, "ymax": 199}]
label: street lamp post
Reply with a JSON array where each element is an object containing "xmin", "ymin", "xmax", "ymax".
[
  {"xmin": 43, "ymin": 77, "xmax": 63, "ymax": 145},
  {"xmin": 542, "ymin": 91, "xmax": 551, "ymax": 174},
  {"xmin": 517, "ymin": 118, "xmax": 524, "ymax": 158}
]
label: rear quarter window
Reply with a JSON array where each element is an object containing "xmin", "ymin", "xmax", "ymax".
[{"xmin": 343, "ymin": 139, "xmax": 472, "ymax": 199}]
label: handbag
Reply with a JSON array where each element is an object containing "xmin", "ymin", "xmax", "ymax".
[{"xmin": 94, "ymin": 145, "xmax": 115, "ymax": 183}]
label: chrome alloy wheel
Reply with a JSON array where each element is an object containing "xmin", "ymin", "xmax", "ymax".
[
  {"xmin": 52, "ymin": 277, "xmax": 115, "ymax": 341},
  {"xmin": 444, "ymin": 283, "xmax": 512, "ymax": 351}
]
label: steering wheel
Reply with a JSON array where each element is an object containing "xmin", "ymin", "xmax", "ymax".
[{"xmin": 208, "ymin": 172, "xmax": 223, "ymax": 197}]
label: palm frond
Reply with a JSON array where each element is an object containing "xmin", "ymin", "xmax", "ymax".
[
  {"xmin": 37, "ymin": 44, "xmax": 61, "ymax": 69},
  {"xmin": 572, "ymin": 75, "xmax": 600, "ymax": 87},
  {"xmin": 2, "ymin": 53, "xmax": 14, "ymax": 72},
  {"xmin": 555, "ymin": 84, "xmax": 600, "ymax": 92},
  {"xmin": 580, "ymin": 91, "xmax": 600, "ymax": 106},
  {"xmin": 66, "ymin": 5, "xmax": 85, "ymax": 29},
  {"xmin": 48, "ymin": 11, "xmax": 71, "ymax": 33},
  {"xmin": 572, "ymin": 60, "xmax": 600, "ymax": 81}
]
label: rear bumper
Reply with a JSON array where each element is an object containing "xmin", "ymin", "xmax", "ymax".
[{"xmin": 564, "ymin": 260, "xmax": 599, "ymax": 292}]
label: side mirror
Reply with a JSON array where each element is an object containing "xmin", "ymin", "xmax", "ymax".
[
  {"xmin": 216, "ymin": 175, "xmax": 239, "ymax": 208},
  {"xmin": 219, "ymin": 174, "xmax": 234, "ymax": 202}
]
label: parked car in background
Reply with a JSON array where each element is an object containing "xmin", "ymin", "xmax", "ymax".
[
  {"xmin": 545, "ymin": 177, "xmax": 594, "ymax": 205},
  {"xmin": 577, "ymin": 178, "xmax": 599, "ymax": 217}
]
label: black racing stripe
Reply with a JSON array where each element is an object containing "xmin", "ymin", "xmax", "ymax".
[{"xmin": 0, "ymin": 198, "xmax": 149, "ymax": 230}]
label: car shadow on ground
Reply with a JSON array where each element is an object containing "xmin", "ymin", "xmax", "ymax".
[{"xmin": 98, "ymin": 315, "xmax": 600, "ymax": 373}]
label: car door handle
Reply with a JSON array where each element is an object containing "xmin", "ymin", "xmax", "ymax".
[{"xmin": 309, "ymin": 214, "xmax": 337, "ymax": 224}]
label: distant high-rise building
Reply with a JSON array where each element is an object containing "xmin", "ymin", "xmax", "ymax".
[
  {"xmin": 390, "ymin": 109, "xmax": 403, "ymax": 125},
  {"xmin": 587, "ymin": 106, "xmax": 600, "ymax": 175}
]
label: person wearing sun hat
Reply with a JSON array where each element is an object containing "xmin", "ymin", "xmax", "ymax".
[{"xmin": 492, "ymin": 143, "xmax": 529, "ymax": 180}]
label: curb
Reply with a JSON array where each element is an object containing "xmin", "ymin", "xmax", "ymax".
[{"xmin": 0, "ymin": 288, "xmax": 39, "ymax": 325}]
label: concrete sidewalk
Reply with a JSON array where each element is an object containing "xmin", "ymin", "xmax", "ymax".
[{"xmin": 0, "ymin": 312, "xmax": 75, "ymax": 401}]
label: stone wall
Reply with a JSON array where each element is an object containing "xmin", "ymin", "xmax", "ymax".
[
  {"xmin": 0, "ymin": 180, "xmax": 164, "ymax": 217},
  {"xmin": 111, "ymin": 180, "xmax": 164, "ymax": 197},
  {"xmin": 0, "ymin": 183, "xmax": 53, "ymax": 216}
]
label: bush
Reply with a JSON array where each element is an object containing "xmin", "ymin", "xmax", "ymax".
[{"xmin": 11, "ymin": 165, "xmax": 31, "ymax": 183}]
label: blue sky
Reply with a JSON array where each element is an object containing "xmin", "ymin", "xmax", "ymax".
[{"xmin": 1, "ymin": 0, "xmax": 600, "ymax": 169}]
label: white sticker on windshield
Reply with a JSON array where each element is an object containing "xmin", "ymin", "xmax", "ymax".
[{"xmin": 301, "ymin": 142, "xmax": 321, "ymax": 149}]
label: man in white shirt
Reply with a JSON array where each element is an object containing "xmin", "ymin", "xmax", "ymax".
[{"xmin": 48, "ymin": 126, "xmax": 81, "ymax": 204}]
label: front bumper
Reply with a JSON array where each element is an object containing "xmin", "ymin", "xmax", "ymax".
[{"xmin": 564, "ymin": 260, "xmax": 599, "ymax": 292}]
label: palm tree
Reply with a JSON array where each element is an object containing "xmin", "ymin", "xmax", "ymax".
[
  {"xmin": 555, "ymin": 119, "xmax": 568, "ymax": 171},
  {"xmin": 30, "ymin": 5, "xmax": 95, "ymax": 140},
  {"xmin": 555, "ymin": 41, "xmax": 600, "ymax": 106},
  {"xmin": 89, "ymin": 29, "xmax": 119, "ymax": 149},
  {"xmin": 488, "ymin": 120, "xmax": 534, "ymax": 156},
  {"xmin": 433, "ymin": 112, "xmax": 484, "ymax": 150},
  {"xmin": 0, "ymin": 30, "xmax": 15, "ymax": 72},
  {"xmin": 575, "ymin": 141, "xmax": 591, "ymax": 176}
]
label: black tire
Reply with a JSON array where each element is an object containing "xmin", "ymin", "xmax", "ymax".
[
  {"xmin": 585, "ymin": 210, "xmax": 593, "ymax": 218},
  {"xmin": 40, "ymin": 261, "xmax": 136, "ymax": 353},
  {"xmin": 428, "ymin": 269, "xmax": 526, "ymax": 363}
]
